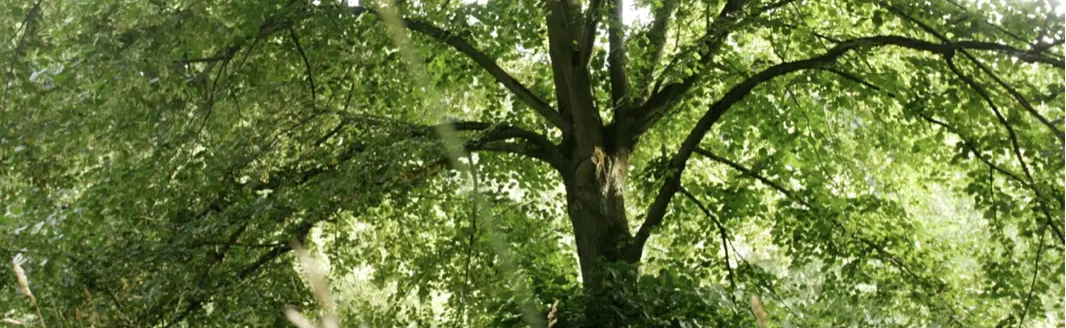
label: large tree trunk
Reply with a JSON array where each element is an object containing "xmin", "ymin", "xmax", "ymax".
[{"xmin": 562, "ymin": 148, "xmax": 641, "ymax": 326}]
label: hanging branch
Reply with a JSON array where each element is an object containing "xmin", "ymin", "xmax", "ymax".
[
  {"xmin": 1017, "ymin": 223, "xmax": 1049, "ymax": 328},
  {"xmin": 679, "ymin": 186, "xmax": 737, "ymax": 303}
]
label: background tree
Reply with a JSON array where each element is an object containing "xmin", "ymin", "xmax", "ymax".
[{"xmin": 1, "ymin": 0, "xmax": 1063, "ymax": 327}]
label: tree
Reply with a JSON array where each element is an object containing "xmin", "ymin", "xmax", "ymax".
[{"xmin": 1, "ymin": 0, "xmax": 1063, "ymax": 327}]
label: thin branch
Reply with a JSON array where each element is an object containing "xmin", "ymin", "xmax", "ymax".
[
  {"xmin": 694, "ymin": 148, "xmax": 811, "ymax": 208},
  {"xmin": 942, "ymin": 57, "xmax": 1061, "ymax": 234},
  {"xmin": 1017, "ymin": 223, "xmax": 1049, "ymax": 328},
  {"xmin": 237, "ymin": 244, "xmax": 296, "ymax": 279},
  {"xmin": 637, "ymin": 35, "xmax": 915, "ymax": 249},
  {"xmin": 13, "ymin": 0, "xmax": 44, "ymax": 55},
  {"xmin": 955, "ymin": 41, "xmax": 1065, "ymax": 67},
  {"xmin": 173, "ymin": 55, "xmax": 232, "ymax": 64},
  {"xmin": 693, "ymin": 148, "xmax": 938, "ymax": 290},
  {"xmin": 916, "ymin": 112, "xmax": 1035, "ymax": 193},
  {"xmin": 886, "ymin": 3, "xmax": 1063, "ymax": 144},
  {"xmin": 820, "ymin": 67, "xmax": 1065, "ymax": 242},
  {"xmin": 940, "ymin": 0, "xmax": 1029, "ymax": 45},
  {"xmin": 455, "ymin": 153, "xmax": 480, "ymax": 328},
  {"xmin": 344, "ymin": 6, "xmax": 567, "ymax": 130},
  {"xmin": 820, "ymin": 67, "xmax": 1060, "ymax": 203},
  {"xmin": 577, "ymin": 0, "xmax": 606, "ymax": 67},
  {"xmin": 757, "ymin": 0, "xmax": 798, "ymax": 13},
  {"xmin": 679, "ymin": 186, "xmax": 736, "ymax": 303},
  {"xmin": 288, "ymin": 27, "xmax": 317, "ymax": 109},
  {"xmin": 633, "ymin": 34, "xmax": 1063, "ymax": 250},
  {"xmin": 881, "ymin": 4, "xmax": 951, "ymax": 44},
  {"xmin": 956, "ymin": 50, "xmax": 1064, "ymax": 142}
]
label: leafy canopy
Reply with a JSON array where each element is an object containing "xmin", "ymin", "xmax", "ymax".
[{"xmin": 0, "ymin": 0, "xmax": 1063, "ymax": 327}]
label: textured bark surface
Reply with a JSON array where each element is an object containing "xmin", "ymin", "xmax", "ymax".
[
  {"xmin": 564, "ymin": 149, "xmax": 636, "ymax": 282},
  {"xmin": 561, "ymin": 147, "xmax": 640, "ymax": 327}
]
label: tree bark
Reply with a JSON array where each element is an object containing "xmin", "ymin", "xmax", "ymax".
[{"xmin": 561, "ymin": 147, "xmax": 640, "ymax": 327}]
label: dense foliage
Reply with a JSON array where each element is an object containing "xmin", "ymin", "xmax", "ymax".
[{"xmin": 1, "ymin": 0, "xmax": 1063, "ymax": 327}]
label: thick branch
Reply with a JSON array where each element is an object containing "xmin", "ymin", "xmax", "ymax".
[
  {"xmin": 547, "ymin": 0, "xmax": 603, "ymax": 156},
  {"xmin": 630, "ymin": 12, "xmax": 1061, "ymax": 144},
  {"xmin": 448, "ymin": 121, "xmax": 565, "ymax": 168},
  {"xmin": 346, "ymin": 6, "xmax": 567, "ymax": 130},
  {"xmin": 577, "ymin": 0, "xmax": 606, "ymax": 67},
  {"xmin": 623, "ymin": 0, "xmax": 748, "ymax": 143},
  {"xmin": 633, "ymin": 34, "xmax": 1003, "ymax": 250},
  {"xmin": 607, "ymin": 0, "xmax": 630, "ymax": 109},
  {"xmin": 546, "ymin": 0, "xmax": 578, "ymax": 123}
]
